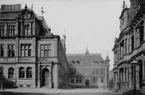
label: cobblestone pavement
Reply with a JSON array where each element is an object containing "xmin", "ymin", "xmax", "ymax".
[{"xmin": 0, "ymin": 88, "xmax": 122, "ymax": 95}]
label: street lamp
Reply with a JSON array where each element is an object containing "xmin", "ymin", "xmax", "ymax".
[{"xmin": 131, "ymin": 60, "xmax": 138, "ymax": 95}]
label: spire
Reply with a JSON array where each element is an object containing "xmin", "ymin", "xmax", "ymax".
[
  {"xmin": 85, "ymin": 45, "xmax": 89, "ymax": 55},
  {"xmin": 105, "ymin": 55, "xmax": 110, "ymax": 62},
  {"xmin": 122, "ymin": 0, "xmax": 125, "ymax": 9}
]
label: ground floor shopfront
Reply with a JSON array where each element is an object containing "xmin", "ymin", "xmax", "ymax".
[
  {"xmin": 0, "ymin": 60, "xmax": 69, "ymax": 89},
  {"xmin": 113, "ymin": 53, "xmax": 145, "ymax": 92}
]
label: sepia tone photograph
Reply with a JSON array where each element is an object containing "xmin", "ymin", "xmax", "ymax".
[{"xmin": 0, "ymin": 0, "xmax": 145, "ymax": 95}]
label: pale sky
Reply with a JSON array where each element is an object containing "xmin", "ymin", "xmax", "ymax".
[{"xmin": 0, "ymin": 0, "xmax": 130, "ymax": 70}]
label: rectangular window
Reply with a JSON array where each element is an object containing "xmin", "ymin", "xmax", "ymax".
[
  {"xmin": 70, "ymin": 79, "xmax": 74, "ymax": 83},
  {"xmin": 100, "ymin": 68, "xmax": 105, "ymax": 76},
  {"xmin": 20, "ymin": 44, "xmax": 31, "ymax": 57},
  {"xmin": 0, "ymin": 44, "xmax": 4, "ymax": 57},
  {"xmin": 8, "ymin": 25, "xmax": 15, "ymax": 37},
  {"xmin": 0, "ymin": 25, "xmax": 4, "ymax": 37},
  {"xmin": 8, "ymin": 44, "xmax": 15, "ymax": 57},
  {"xmin": 101, "ymin": 77, "xmax": 104, "ymax": 83},
  {"xmin": 76, "ymin": 77, "xmax": 82, "ymax": 83},
  {"xmin": 92, "ymin": 77, "xmax": 98, "ymax": 83},
  {"xmin": 140, "ymin": 25, "xmax": 144, "ymax": 44},
  {"xmin": 40, "ymin": 44, "xmax": 51, "ymax": 57},
  {"xmin": 24, "ymin": 24, "xmax": 31, "ymax": 36},
  {"xmin": 96, "ymin": 69, "xmax": 98, "ymax": 75}
]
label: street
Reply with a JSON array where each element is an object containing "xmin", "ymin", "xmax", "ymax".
[{"xmin": 0, "ymin": 88, "xmax": 122, "ymax": 95}]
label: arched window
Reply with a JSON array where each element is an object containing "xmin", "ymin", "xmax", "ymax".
[
  {"xmin": 19, "ymin": 67, "xmax": 25, "ymax": 79},
  {"xmin": 26, "ymin": 67, "xmax": 32, "ymax": 78},
  {"xmin": 8, "ymin": 67, "xmax": 14, "ymax": 79}
]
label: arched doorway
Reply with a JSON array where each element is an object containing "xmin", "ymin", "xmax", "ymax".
[
  {"xmin": 85, "ymin": 79, "xmax": 89, "ymax": 87},
  {"xmin": 42, "ymin": 68, "xmax": 49, "ymax": 87}
]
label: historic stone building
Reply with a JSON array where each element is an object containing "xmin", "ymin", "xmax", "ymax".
[
  {"xmin": 112, "ymin": 0, "xmax": 145, "ymax": 93},
  {"xmin": 67, "ymin": 49, "xmax": 110, "ymax": 89},
  {"xmin": 0, "ymin": 4, "xmax": 69, "ymax": 88}
]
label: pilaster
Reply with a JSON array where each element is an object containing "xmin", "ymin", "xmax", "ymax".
[
  {"xmin": 53, "ymin": 63, "xmax": 59, "ymax": 89},
  {"xmin": 37, "ymin": 63, "xmax": 40, "ymax": 88}
]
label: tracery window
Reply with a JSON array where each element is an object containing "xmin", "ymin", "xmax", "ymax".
[
  {"xmin": 8, "ymin": 44, "xmax": 15, "ymax": 57},
  {"xmin": 8, "ymin": 67, "xmax": 14, "ymax": 79},
  {"xmin": 26, "ymin": 67, "xmax": 32, "ymax": 78},
  {"xmin": 40, "ymin": 44, "xmax": 51, "ymax": 57},
  {"xmin": 19, "ymin": 67, "xmax": 25, "ymax": 79},
  {"xmin": 8, "ymin": 25, "xmax": 15, "ymax": 37}
]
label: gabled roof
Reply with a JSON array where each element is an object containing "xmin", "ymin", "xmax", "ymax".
[{"xmin": 67, "ymin": 53, "xmax": 104, "ymax": 62}]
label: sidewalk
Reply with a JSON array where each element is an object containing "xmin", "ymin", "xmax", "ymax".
[{"xmin": 0, "ymin": 88, "xmax": 117, "ymax": 93}]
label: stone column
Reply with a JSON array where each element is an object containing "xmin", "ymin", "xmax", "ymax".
[
  {"xmin": 136, "ymin": 65, "xmax": 139, "ymax": 88},
  {"xmin": 143, "ymin": 60, "xmax": 145, "ymax": 80},
  {"xmin": 37, "ymin": 63, "xmax": 40, "ymax": 88},
  {"xmin": 129, "ymin": 66, "xmax": 132, "ymax": 88},
  {"xmin": 49, "ymin": 66, "xmax": 52, "ymax": 88},
  {"xmin": 53, "ymin": 63, "xmax": 59, "ymax": 89}
]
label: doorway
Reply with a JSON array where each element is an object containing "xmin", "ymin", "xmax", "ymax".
[
  {"xmin": 85, "ymin": 79, "xmax": 89, "ymax": 87},
  {"xmin": 42, "ymin": 68, "xmax": 49, "ymax": 87}
]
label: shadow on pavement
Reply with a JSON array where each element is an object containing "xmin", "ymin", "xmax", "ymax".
[
  {"xmin": 123, "ymin": 90, "xmax": 145, "ymax": 95},
  {"xmin": 0, "ymin": 92, "xmax": 58, "ymax": 95}
]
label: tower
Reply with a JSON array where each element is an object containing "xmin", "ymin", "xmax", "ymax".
[{"xmin": 85, "ymin": 45, "xmax": 89, "ymax": 55}]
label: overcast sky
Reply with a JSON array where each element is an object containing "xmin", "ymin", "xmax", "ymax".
[{"xmin": 0, "ymin": 0, "xmax": 130, "ymax": 70}]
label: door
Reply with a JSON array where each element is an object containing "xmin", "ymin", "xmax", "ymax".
[
  {"xmin": 85, "ymin": 79, "xmax": 89, "ymax": 87},
  {"xmin": 42, "ymin": 68, "xmax": 49, "ymax": 86}
]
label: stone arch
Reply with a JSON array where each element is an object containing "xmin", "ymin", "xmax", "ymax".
[
  {"xmin": 8, "ymin": 67, "xmax": 14, "ymax": 79},
  {"xmin": 41, "ymin": 68, "xmax": 49, "ymax": 87}
]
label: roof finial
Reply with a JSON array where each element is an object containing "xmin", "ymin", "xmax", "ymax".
[
  {"xmin": 122, "ymin": 0, "xmax": 125, "ymax": 9},
  {"xmin": 41, "ymin": 6, "xmax": 45, "ymax": 16},
  {"xmin": 31, "ymin": 4, "xmax": 33, "ymax": 10},
  {"xmin": 63, "ymin": 29, "xmax": 66, "ymax": 39},
  {"xmin": 25, "ymin": 4, "xmax": 28, "ymax": 9}
]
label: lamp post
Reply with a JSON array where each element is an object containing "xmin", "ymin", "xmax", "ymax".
[{"xmin": 131, "ymin": 60, "xmax": 138, "ymax": 95}]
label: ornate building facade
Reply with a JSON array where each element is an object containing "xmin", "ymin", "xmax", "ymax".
[
  {"xmin": 67, "ymin": 49, "xmax": 110, "ymax": 89},
  {"xmin": 0, "ymin": 4, "xmax": 69, "ymax": 88},
  {"xmin": 112, "ymin": 0, "xmax": 145, "ymax": 93}
]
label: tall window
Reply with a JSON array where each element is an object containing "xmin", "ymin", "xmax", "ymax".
[
  {"xmin": 76, "ymin": 77, "xmax": 82, "ymax": 83},
  {"xmin": 40, "ymin": 44, "xmax": 51, "ymax": 57},
  {"xmin": 24, "ymin": 24, "xmax": 31, "ymax": 36},
  {"xmin": 70, "ymin": 78, "xmax": 74, "ymax": 83},
  {"xmin": 8, "ymin": 67, "xmax": 14, "ymax": 79},
  {"xmin": 0, "ymin": 44, "xmax": 4, "ymax": 57},
  {"xmin": 21, "ymin": 44, "xmax": 32, "ymax": 57},
  {"xmin": 96, "ymin": 69, "xmax": 98, "ymax": 75},
  {"xmin": 131, "ymin": 35, "xmax": 134, "ymax": 51},
  {"xmin": 19, "ymin": 67, "xmax": 25, "ymax": 79},
  {"xmin": 26, "ymin": 67, "xmax": 32, "ymax": 78},
  {"xmin": 8, "ymin": 44, "xmax": 15, "ymax": 57},
  {"xmin": 8, "ymin": 25, "xmax": 15, "ymax": 37},
  {"xmin": 139, "ymin": 25, "xmax": 144, "ymax": 44},
  {"xmin": 0, "ymin": 25, "xmax": 4, "ymax": 37},
  {"xmin": 100, "ymin": 68, "xmax": 105, "ymax": 76},
  {"xmin": 101, "ymin": 77, "xmax": 104, "ymax": 83},
  {"xmin": 92, "ymin": 77, "xmax": 98, "ymax": 83}
]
